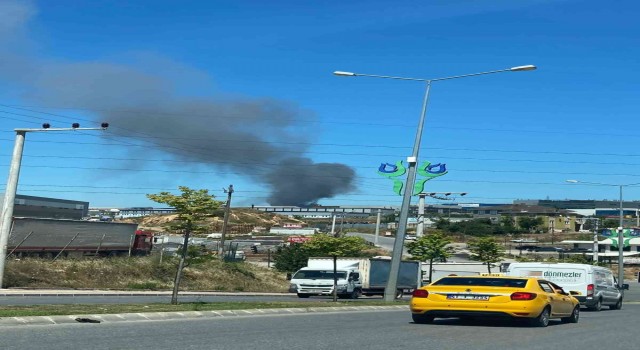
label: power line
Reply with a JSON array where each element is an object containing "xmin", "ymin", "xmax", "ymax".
[
  {"xmin": 5, "ymin": 152, "xmax": 640, "ymax": 170},
  {"xmin": 5, "ymin": 104, "xmax": 640, "ymax": 140},
  {"xmin": 4, "ymin": 129, "xmax": 640, "ymax": 160},
  {"xmin": 5, "ymin": 162, "xmax": 640, "ymax": 179}
]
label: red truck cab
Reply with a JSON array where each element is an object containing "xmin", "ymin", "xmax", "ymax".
[{"xmin": 133, "ymin": 230, "xmax": 154, "ymax": 256}]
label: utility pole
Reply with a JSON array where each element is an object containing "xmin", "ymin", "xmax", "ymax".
[
  {"xmin": 0, "ymin": 123, "xmax": 108, "ymax": 288},
  {"xmin": 417, "ymin": 192, "xmax": 467, "ymax": 237},
  {"xmin": 416, "ymin": 194, "xmax": 426, "ymax": 237},
  {"xmin": 618, "ymin": 185, "xmax": 624, "ymax": 288},
  {"xmin": 550, "ymin": 218, "xmax": 555, "ymax": 244},
  {"xmin": 374, "ymin": 209, "xmax": 382, "ymax": 246},
  {"xmin": 219, "ymin": 184, "xmax": 234, "ymax": 260},
  {"xmin": 593, "ymin": 218, "xmax": 599, "ymax": 264},
  {"xmin": 330, "ymin": 214, "xmax": 337, "ymax": 236}
]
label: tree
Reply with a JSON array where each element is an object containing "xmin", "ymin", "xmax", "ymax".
[
  {"xmin": 500, "ymin": 215, "xmax": 517, "ymax": 233},
  {"xmin": 449, "ymin": 219, "xmax": 494, "ymax": 236},
  {"xmin": 382, "ymin": 213, "xmax": 397, "ymax": 223},
  {"xmin": 147, "ymin": 186, "xmax": 221, "ymax": 304},
  {"xmin": 303, "ymin": 235, "xmax": 370, "ymax": 257},
  {"xmin": 517, "ymin": 216, "xmax": 544, "ymax": 233},
  {"xmin": 273, "ymin": 243, "xmax": 311, "ymax": 274},
  {"xmin": 434, "ymin": 218, "xmax": 451, "ymax": 230},
  {"xmin": 272, "ymin": 235, "xmax": 372, "ymax": 273},
  {"xmin": 602, "ymin": 219, "xmax": 618, "ymax": 229},
  {"xmin": 467, "ymin": 237, "xmax": 504, "ymax": 273},
  {"xmin": 406, "ymin": 232, "xmax": 453, "ymax": 282}
]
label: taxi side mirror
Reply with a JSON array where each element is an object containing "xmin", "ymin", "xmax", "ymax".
[{"xmin": 622, "ymin": 284, "xmax": 629, "ymax": 290}]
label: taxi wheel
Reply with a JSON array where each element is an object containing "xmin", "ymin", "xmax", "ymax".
[
  {"xmin": 530, "ymin": 307, "xmax": 550, "ymax": 327},
  {"xmin": 412, "ymin": 313, "xmax": 435, "ymax": 324},
  {"xmin": 561, "ymin": 306, "xmax": 580, "ymax": 323}
]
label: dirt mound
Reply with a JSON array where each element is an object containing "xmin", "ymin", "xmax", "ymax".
[{"xmin": 119, "ymin": 209, "xmax": 305, "ymax": 232}]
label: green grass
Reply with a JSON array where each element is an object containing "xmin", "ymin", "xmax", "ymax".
[
  {"xmin": 5, "ymin": 257, "xmax": 290, "ymax": 292},
  {"xmin": 0, "ymin": 300, "xmax": 407, "ymax": 317}
]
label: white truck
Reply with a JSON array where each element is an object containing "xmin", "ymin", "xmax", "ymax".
[{"xmin": 288, "ymin": 257, "xmax": 422, "ymax": 299}]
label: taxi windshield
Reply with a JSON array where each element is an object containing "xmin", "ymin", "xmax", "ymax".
[{"xmin": 433, "ymin": 277, "xmax": 528, "ymax": 288}]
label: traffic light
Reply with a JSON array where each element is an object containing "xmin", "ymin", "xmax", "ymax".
[{"xmin": 251, "ymin": 245, "xmax": 258, "ymax": 254}]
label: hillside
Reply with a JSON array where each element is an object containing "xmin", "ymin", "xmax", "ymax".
[{"xmin": 119, "ymin": 208, "xmax": 307, "ymax": 233}]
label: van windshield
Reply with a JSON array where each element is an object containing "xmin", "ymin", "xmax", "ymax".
[{"xmin": 293, "ymin": 270, "xmax": 347, "ymax": 280}]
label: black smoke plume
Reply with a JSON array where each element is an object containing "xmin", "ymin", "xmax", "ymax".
[{"xmin": 0, "ymin": 0, "xmax": 356, "ymax": 205}]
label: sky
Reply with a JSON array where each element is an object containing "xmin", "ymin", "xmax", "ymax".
[{"xmin": 0, "ymin": 0, "xmax": 639, "ymax": 209}]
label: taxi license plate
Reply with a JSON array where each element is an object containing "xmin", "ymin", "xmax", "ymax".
[{"xmin": 447, "ymin": 294, "xmax": 489, "ymax": 301}]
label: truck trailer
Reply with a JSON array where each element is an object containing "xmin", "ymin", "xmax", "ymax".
[
  {"xmin": 7, "ymin": 217, "xmax": 152, "ymax": 258},
  {"xmin": 289, "ymin": 257, "xmax": 422, "ymax": 298}
]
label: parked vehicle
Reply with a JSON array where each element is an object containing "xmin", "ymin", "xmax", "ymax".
[
  {"xmin": 7, "ymin": 217, "xmax": 152, "ymax": 258},
  {"xmin": 411, "ymin": 276, "xmax": 580, "ymax": 327},
  {"xmin": 533, "ymin": 246, "xmax": 564, "ymax": 252},
  {"xmin": 506, "ymin": 262, "xmax": 628, "ymax": 311},
  {"xmin": 289, "ymin": 257, "xmax": 422, "ymax": 298}
]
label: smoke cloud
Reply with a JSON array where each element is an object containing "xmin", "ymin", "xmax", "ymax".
[{"xmin": 0, "ymin": 0, "xmax": 356, "ymax": 206}]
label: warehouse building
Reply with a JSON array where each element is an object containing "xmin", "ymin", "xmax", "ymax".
[{"xmin": 2, "ymin": 194, "xmax": 89, "ymax": 220}]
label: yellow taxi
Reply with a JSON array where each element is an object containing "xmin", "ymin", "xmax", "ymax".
[{"xmin": 410, "ymin": 276, "xmax": 580, "ymax": 327}]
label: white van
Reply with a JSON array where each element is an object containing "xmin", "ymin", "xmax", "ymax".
[{"xmin": 506, "ymin": 262, "xmax": 629, "ymax": 311}]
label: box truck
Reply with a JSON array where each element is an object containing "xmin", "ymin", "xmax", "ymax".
[{"xmin": 288, "ymin": 257, "xmax": 422, "ymax": 298}]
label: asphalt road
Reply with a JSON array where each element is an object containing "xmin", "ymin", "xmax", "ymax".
[{"xmin": 1, "ymin": 305, "xmax": 639, "ymax": 350}]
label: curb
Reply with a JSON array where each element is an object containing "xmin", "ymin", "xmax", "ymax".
[
  {"xmin": 0, "ymin": 305, "xmax": 408, "ymax": 327},
  {"xmin": 0, "ymin": 292, "xmax": 294, "ymax": 297}
]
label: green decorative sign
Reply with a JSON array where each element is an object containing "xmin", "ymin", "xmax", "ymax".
[
  {"xmin": 601, "ymin": 228, "xmax": 639, "ymax": 248},
  {"xmin": 378, "ymin": 160, "xmax": 447, "ymax": 196}
]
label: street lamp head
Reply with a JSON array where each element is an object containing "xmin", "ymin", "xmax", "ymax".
[
  {"xmin": 333, "ymin": 71, "xmax": 356, "ymax": 77},
  {"xmin": 42, "ymin": 123, "xmax": 50, "ymax": 129},
  {"xmin": 510, "ymin": 65, "xmax": 537, "ymax": 72},
  {"xmin": 101, "ymin": 122, "xmax": 109, "ymax": 129}
]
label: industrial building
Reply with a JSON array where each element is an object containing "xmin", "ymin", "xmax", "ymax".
[
  {"xmin": 3, "ymin": 194, "xmax": 90, "ymax": 220},
  {"xmin": 251, "ymin": 205, "xmax": 396, "ymax": 219}
]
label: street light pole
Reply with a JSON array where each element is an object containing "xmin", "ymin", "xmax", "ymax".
[
  {"xmin": 0, "ymin": 124, "xmax": 108, "ymax": 288},
  {"xmin": 566, "ymin": 179, "xmax": 639, "ymax": 288},
  {"xmin": 381, "ymin": 80, "xmax": 431, "ymax": 301},
  {"xmin": 337, "ymin": 65, "xmax": 536, "ymax": 302}
]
